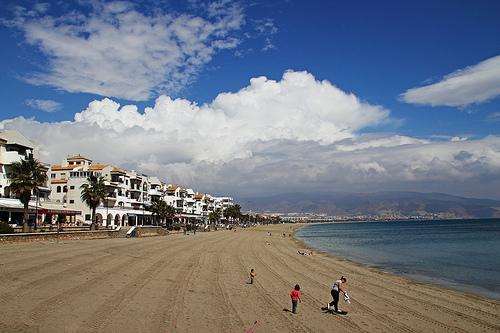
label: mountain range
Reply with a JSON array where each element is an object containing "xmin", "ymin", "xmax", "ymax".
[{"xmin": 238, "ymin": 191, "xmax": 500, "ymax": 218}]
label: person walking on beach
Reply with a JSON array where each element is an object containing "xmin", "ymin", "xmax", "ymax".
[
  {"xmin": 328, "ymin": 276, "xmax": 347, "ymax": 313},
  {"xmin": 290, "ymin": 284, "xmax": 301, "ymax": 314},
  {"xmin": 250, "ymin": 269, "xmax": 256, "ymax": 284}
]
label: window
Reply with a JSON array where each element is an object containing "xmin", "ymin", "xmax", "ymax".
[
  {"xmin": 63, "ymin": 186, "xmax": 68, "ymax": 193},
  {"xmin": 70, "ymin": 185, "xmax": 75, "ymax": 190},
  {"xmin": 85, "ymin": 214, "xmax": 91, "ymax": 221},
  {"xmin": 51, "ymin": 174, "xmax": 56, "ymax": 179},
  {"xmin": 69, "ymin": 200, "xmax": 74, "ymax": 204},
  {"xmin": 57, "ymin": 186, "xmax": 61, "ymax": 193}
]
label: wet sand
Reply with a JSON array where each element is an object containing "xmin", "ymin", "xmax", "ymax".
[{"xmin": 0, "ymin": 224, "xmax": 499, "ymax": 332}]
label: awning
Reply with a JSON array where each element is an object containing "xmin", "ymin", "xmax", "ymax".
[
  {"xmin": 38, "ymin": 208, "xmax": 81, "ymax": 215},
  {"xmin": 0, "ymin": 198, "xmax": 81, "ymax": 215}
]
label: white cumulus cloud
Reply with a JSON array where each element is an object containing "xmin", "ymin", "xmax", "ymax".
[
  {"xmin": 401, "ymin": 55, "xmax": 500, "ymax": 107},
  {"xmin": 2, "ymin": 71, "xmax": 500, "ymax": 199},
  {"xmin": 7, "ymin": 1, "xmax": 244, "ymax": 100}
]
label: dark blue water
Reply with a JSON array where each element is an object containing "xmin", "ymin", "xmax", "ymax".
[{"xmin": 295, "ymin": 219, "xmax": 500, "ymax": 300}]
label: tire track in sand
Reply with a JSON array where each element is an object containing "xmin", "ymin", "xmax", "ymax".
[
  {"xmin": 28, "ymin": 238, "xmax": 170, "ymax": 328},
  {"xmin": 0, "ymin": 238, "xmax": 168, "ymax": 307},
  {"xmin": 213, "ymin": 235, "xmax": 246, "ymax": 331},
  {"xmin": 81, "ymin": 252, "xmax": 181, "ymax": 332},
  {"xmin": 149, "ymin": 234, "xmax": 225, "ymax": 332}
]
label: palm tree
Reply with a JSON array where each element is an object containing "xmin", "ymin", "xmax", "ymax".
[
  {"xmin": 149, "ymin": 199, "xmax": 163, "ymax": 225},
  {"xmin": 149, "ymin": 200, "xmax": 176, "ymax": 227},
  {"xmin": 164, "ymin": 204, "xmax": 176, "ymax": 228},
  {"xmin": 209, "ymin": 209, "xmax": 221, "ymax": 224},
  {"xmin": 9, "ymin": 157, "xmax": 47, "ymax": 233},
  {"xmin": 80, "ymin": 175, "xmax": 106, "ymax": 230},
  {"xmin": 225, "ymin": 204, "xmax": 242, "ymax": 223}
]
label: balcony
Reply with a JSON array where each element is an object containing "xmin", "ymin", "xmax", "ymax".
[
  {"xmin": 110, "ymin": 177, "xmax": 124, "ymax": 183},
  {"xmin": 148, "ymin": 189, "xmax": 163, "ymax": 197}
]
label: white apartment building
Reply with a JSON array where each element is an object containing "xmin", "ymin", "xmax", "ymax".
[
  {"xmin": 48, "ymin": 155, "xmax": 153, "ymax": 227},
  {"xmin": 0, "ymin": 130, "xmax": 69, "ymax": 225},
  {"xmin": 48, "ymin": 155, "xmax": 236, "ymax": 227},
  {"xmin": 1, "ymin": 131, "xmax": 237, "ymax": 227},
  {"xmin": 162, "ymin": 186, "xmax": 234, "ymax": 224},
  {"xmin": 214, "ymin": 196, "xmax": 234, "ymax": 216},
  {"xmin": 147, "ymin": 176, "xmax": 164, "ymax": 202},
  {"xmin": 0, "ymin": 130, "xmax": 47, "ymax": 199},
  {"xmin": 164, "ymin": 185, "xmax": 185, "ymax": 214}
]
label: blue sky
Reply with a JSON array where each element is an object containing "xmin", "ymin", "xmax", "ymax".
[{"xmin": 1, "ymin": 0, "xmax": 500, "ymax": 199}]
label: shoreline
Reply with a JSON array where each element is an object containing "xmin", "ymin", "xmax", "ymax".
[{"xmin": 292, "ymin": 222, "xmax": 500, "ymax": 302}]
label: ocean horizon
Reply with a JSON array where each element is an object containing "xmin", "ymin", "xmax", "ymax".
[{"xmin": 295, "ymin": 218, "xmax": 500, "ymax": 300}]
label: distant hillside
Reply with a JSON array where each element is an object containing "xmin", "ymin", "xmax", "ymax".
[{"xmin": 238, "ymin": 191, "xmax": 500, "ymax": 218}]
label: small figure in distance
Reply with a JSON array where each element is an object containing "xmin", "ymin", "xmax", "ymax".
[
  {"xmin": 250, "ymin": 268, "xmax": 256, "ymax": 284},
  {"xmin": 327, "ymin": 276, "xmax": 347, "ymax": 313},
  {"xmin": 290, "ymin": 284, "xmax": 301, "ymax": 314}
]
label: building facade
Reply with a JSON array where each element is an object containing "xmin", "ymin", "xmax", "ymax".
[
  {"xmin": 0, "ymin": 130, "xmax": 73, "ymax": 225},
  {"xmin": 48, "ymin": 155, "xmax": 234, "ymax": 227},
  {"xmin": 0, "ymin": 130, "xmax": 235, "ymax": 227}
]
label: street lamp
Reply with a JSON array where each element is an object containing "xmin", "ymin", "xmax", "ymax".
[{"xmin": 34, "ymin": 190, "xmax": 39, "ymax": 230}]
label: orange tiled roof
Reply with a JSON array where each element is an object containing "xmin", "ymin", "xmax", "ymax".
[
  {"xmin": 89, "ymin": 164, "xmax": 109, "ymax": 170},
  {"xmin": 67, "ymin": 154, "xmax": 92, "ymax": 161},
  {"xmin": 166, "ymin": 185, "xmax": 178, "ymax": 191},
  {"xmin": 193, "ymin": 194, "xmax": 204, "ymax": 199},
  {"xmin": 50, "ymin": 179, "xmax": 67, "ymax": 183},
  {"xmin": 111, "ymin": 167, "xmax": 126, "ymax": 174},
  {"xmin": 51, "ymin": 165, "xmax": 78, "ymax": 171}
]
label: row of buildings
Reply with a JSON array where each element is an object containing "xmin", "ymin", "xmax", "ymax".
[{"xmin": 0, "ymin": 130, "xmax": 234, "ymax": 227}]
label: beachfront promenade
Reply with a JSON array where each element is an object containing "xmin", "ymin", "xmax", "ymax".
[{"xmin": 1, "ymin": 225, "xmax": 499, "ymax": 332}]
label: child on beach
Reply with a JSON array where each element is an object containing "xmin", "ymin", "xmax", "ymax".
[
  {"xmin": 290, "ymin": 284, "xmax": 301, "ymax": 314},
  {"xmin": 250, "ymin": 269, "xmax": 256, "ymax": 284},
  {"xmin": 328, "ymin": 276, "xmax": 347, "ymax": 313}
]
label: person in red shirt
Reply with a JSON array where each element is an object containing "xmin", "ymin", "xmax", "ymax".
[{"xmin": 290, "ymin": 284, "xmax": 301, "ymax": 314}]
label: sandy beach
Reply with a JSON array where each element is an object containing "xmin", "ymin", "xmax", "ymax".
[{"xmin": 0, "ymin": 224, "xmax": 499, "ymax": 333}]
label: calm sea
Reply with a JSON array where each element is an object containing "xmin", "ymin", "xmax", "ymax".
[{"xmin": 295, "ymin": 219, "xmax": 500, "ymax": 300}]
